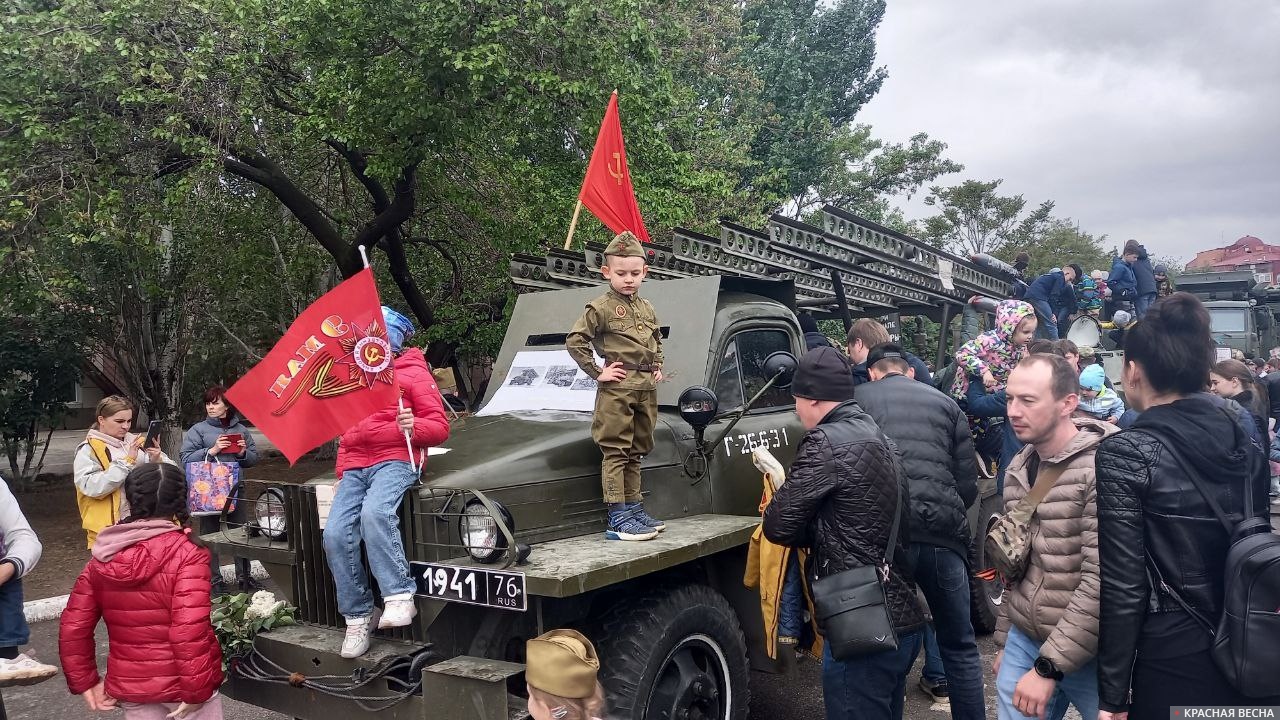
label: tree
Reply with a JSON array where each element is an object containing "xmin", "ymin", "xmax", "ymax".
[
  {"xmin": 920, "ymin": 179, "xmax": 1054, "ymax": 256},
  {"xmin": 992, "ymin": 218, "xmax": 1112, "ymax": 279}
]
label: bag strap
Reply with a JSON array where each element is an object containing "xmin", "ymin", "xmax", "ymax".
[
  {"xmin": 881, "ymin": 434, "xmax": 904, "ymax": 567},
  {"xmin": 1009, "ymin": 459, "xmax": 1066, "ymax": 522},
  {"xmin": 1145, "ymin": 422, "xmax": 1260, "ymax": 536}
]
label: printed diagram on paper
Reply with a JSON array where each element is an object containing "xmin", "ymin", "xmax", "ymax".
[{"xmin": 478, "ymin": 350, "xmax": 602, "ymax": 416}]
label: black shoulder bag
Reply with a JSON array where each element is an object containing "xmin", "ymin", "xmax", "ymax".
[{"xmin": 809, "ymin": 464, "xmax": 902, "ymax": 660}]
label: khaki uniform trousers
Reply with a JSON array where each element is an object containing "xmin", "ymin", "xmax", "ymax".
[{"xmin": 591, "ymin": 386, "xmax": 657, "ymax": 504}]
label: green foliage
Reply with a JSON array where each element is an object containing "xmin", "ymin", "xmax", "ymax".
[
  {"xmin": 921, "ymin": 179, "xmax": 1054, "ymax": 256},
  {"xmin": 210, "ymin": 590, "xmax": 296, "ymax": 671},
  {"xmin": 993, "ymin": 218, "xmax": 1113, "ymax": 279}
]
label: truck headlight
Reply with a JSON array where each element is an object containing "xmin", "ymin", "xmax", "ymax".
[
  {"xmin": 458, "ymin": 500, "xmax": 514, "ymax": 563},
  {"xmin": 253, "ymin": 487, "xmax": 287, "ymax": 539}
]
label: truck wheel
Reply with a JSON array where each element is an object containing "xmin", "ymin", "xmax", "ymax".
[
  {"xmin": 594, "ymin": 584, "xmax": 749, "ymax": 720},
  {"xmin": 969, "ymin": 492, "xmax": 1004, "ymax": 635}
]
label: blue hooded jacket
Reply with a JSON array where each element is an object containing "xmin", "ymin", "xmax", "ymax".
[{"xmin": 1108, "ymin": 257, "xmax": 1137, "ymax": 295}]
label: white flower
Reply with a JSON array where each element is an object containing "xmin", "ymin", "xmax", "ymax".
[{"xmin": 245, "ymin": 590, "xmax": 285, "ymax": 621}]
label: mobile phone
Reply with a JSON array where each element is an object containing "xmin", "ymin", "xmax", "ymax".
[{"xmin": 142, "ymin": 420, "xmax": 162, "ymax": 449}]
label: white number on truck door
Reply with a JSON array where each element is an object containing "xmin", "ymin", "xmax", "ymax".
[{"xmin": 722, "ymin": 427, "xmax": 790, "ymax": 456}]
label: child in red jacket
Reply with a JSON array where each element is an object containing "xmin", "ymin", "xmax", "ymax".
[
  {"xmin": 323, "ymin": 306, "xmax": 450, "ymax": 659},
  {"xmin": 59, "ymin": 463, "xmax": 224, "ymax": 720}
]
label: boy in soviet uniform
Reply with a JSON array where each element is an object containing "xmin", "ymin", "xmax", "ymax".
[{"xmin": 566, "ymin": 231, "xmax": 666, "ymax": 541}]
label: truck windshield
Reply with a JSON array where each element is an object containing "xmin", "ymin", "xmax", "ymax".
[{"xmin": 1208, "ymin": 308, "xmax": 1248, "ymax": 333}]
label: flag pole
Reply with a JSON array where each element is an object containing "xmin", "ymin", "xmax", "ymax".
[
  {"xmin": 562, "ymin": 199, "xmax": 584, "ymax": 251},
  {"xmin": 358, "ymin": 245, "xmax": 418, "ymax": 474}
]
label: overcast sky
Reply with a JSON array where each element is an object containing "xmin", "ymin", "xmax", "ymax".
[{"xmin": 857, "ymin": 1, "xmax": 1280, "ymax": 263}]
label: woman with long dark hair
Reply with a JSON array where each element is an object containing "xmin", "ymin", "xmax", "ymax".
[
  {"xmin": 1095, "ymin": 294, "xmax": 1274, "ymax": 719},
  {"xmin": 179, "ymin": 386, "xmax": 259, "ymax": 594},
  {"xmin": 1209, "ymin": 359, "xmax": 1270, "ymax": 452}
]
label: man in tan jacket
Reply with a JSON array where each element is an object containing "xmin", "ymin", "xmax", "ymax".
[{"xmin": 994, "ymin": 354, "xmax": 1117, "ymax": 720}]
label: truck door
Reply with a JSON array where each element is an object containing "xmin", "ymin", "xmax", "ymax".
[{"xmin": 705, "ymin": 325, "xmax": 806, "ymax": 516}]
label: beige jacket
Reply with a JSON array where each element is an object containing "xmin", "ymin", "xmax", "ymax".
[{"xmin": 994, "ymin": 418, "xmax": 1117, "ymax": 674}]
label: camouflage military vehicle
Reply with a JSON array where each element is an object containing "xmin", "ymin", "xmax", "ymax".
[
  {"xmin": 1178, "ymin": 270, "xmax": 1280, "ymax": 358},
  {"xmin": 206, "ymin": 207, "xmax": 1013, "ymax": 720}
]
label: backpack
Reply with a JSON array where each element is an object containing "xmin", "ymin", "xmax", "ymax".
[{"xmin": 1150, "ymin": 432, "xmax": 1280, "ymax": 697}]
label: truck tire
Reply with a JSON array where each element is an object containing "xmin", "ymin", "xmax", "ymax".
[
  {"xmin": 969, "ymin": 491, "xmax": 1004, "ymax": 635},
  {"xmin": 593, "ymin": 584, "xmax": 749, "ymax": 720}
]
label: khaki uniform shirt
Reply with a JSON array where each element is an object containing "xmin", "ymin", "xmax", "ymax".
[{"xmin": 566, "ymin": 289, "xmax": 664, "ymax": 391}]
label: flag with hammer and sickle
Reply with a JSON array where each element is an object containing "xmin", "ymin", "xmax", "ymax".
[{"xmin": 577, "ymin": 91, "xmax": 650, "ymax": 242}]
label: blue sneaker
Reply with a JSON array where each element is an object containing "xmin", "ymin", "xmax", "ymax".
[
  {"xmin": 627, "ymin": 503, "xmax": 666, "ymax": 532},
  {"xmin": 605, "ymin": 506, "xmax": 659, "ymax": 541}
]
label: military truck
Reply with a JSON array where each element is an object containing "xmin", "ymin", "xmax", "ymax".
[
  {"xmin": 207, "ymin": 207, "xmax": 1014, "ymax": 720},
  {"xmin": 1178, "ymin": 270, "xmax": 1280, "ymax": 358}
]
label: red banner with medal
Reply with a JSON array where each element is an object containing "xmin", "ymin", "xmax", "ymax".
[{"xmin": 226, "ymin": 268, "xmax": 400, "ymax": 464}]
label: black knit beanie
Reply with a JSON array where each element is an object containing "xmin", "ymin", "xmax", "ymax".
[{"xmin": 791, "ymin": 347, "xmax": 856, "ymax": 402}]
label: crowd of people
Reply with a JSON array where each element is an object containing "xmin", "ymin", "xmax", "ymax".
[{"xmin": 761, "ymin": 289, "xmax": 1277, "ymax": 720}]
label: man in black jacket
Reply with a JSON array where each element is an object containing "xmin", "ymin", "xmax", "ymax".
[
  {"xmin": 855, "ymin": 343, "xmax": 983, "ymax": 719},
  {"xmin": 764, "ymin": 346, "xmax": 924, "ymax": 720}
]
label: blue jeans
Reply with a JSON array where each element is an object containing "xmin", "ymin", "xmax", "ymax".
[
  {"xmin": 1134, "ymin": 293, "xmax": 1156, "ymax": 318},
  {"xmin": 778, "ymin": 552, "xmax": 804, "ymax": 639},
  {"xmin": 997, "ymin": 625, "xmax": 1098, "ymax": 720},
  {"xmin": 1029, "ymin": 299, "xmax": 1059, "ymax": 340},
  {"xmin": 822, "ymin": 629, "xmax": 922, "ymax": 720},
  {"xmin": 922, "ymin": 624, "xmax": 945, "ymax": 683},
  {"xmin": 322, "ymin": 461, "xmax": 418, "ymax": 619},
  {"xmin": 0, "ymin": 576, "xmax": 29, "ymax": 648},
  {"xmin": 908, "ymin": 543, "xmax": 986, "ymax": 720}
]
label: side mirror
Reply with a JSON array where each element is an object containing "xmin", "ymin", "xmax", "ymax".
[
  {"xmin": 678, "ymin": 386, "xmax": 719, "ymax": 431},
  {"xmin": 762, "ymin": 351, "xmax": 797, "ymax": 389}
]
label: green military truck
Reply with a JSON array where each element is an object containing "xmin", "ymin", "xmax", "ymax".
[
  {"xmin": 207, "ymin": 207, "xmax": 1013, "ymax": 720},
  {"xmin": 1177, "ymin": 270, "xmax": 1280, "ymax": 358}
]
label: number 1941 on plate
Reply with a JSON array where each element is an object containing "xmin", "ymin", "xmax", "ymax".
[{"xmin": 410, "ymin": 561, "xmax": 527, "ymax": 612}]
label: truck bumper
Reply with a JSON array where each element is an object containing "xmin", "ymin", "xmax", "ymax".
[{"xmin": 226, "ymin": 624, "xmax": 527, "ymax": 720}]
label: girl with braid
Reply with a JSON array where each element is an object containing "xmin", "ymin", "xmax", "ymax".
[{"xmin": 59, "ymin": 463, "xmax": 225, "ymax": 720}]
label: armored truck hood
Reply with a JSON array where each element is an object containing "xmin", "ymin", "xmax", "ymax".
[{"xmin": 418, "ymin": 411, "xmax": 603, "ymax": 490}]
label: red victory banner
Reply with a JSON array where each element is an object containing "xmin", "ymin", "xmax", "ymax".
[
  {"xmin": 564, "ymin": 91, "xmax": 650, "ymax": 249},
  {"xmin": 226, "ymin": 268, "xmax": 399, "ymax": 464}
]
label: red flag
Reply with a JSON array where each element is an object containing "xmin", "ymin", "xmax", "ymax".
[
  {"xmin": 578, "ymin": 91, "xmax": 650, "ymax": 242},
  {"xmin": 226, "ymin": 268, "xmax": 400, "ymax": 464}
]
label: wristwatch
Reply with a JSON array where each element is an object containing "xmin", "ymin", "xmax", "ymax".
[{"xmin": 1034, "ymin": 656, "xmax": 1064, "ymax": 681}]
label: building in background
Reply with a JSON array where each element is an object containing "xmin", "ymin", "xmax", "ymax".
[{"xmin": 1187, "ymin": 235, "xmax": 1280, "ymax": 287}]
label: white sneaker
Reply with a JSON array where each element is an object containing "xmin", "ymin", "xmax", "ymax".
[
  {"xmin": 340, "ymin": 617, "xmax": 372, "ymax": 658},
  {"xmin": 378, "ymin": 595, "xmax": 417, "ymax": 628},
  {"xmin": 0, "ymin": 652, "xmax": 59, "ymax": 684}
]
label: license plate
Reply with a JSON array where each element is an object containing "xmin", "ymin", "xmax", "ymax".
[{"xmin": 410, "ymin": 561, "xmax": 527, "ymax": 612}]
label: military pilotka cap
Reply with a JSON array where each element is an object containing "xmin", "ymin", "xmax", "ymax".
[
  {"xmin": 604, "ymin": 231, "xmax": 646, "ymax": 258},
  {"xmin": 525, "ymin": 629, "xmax": 600, "ymax": 699},
  {"xmin": 791, "ymin": 346, "xmax": 857, "ymax": 402}
]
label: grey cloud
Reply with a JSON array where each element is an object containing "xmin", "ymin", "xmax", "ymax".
[{"xmin": 860, "ymin": 0, "xmax": 1280, "ymax": 260}]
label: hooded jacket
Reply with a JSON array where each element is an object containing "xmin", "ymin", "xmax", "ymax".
[
  {"xmin": 179, "ymin": 413, "xmax": 259, "ymax": 466},
  {"xmin": 336, "ymin": 348, "xmax": 451, "ymax": 478},
  {"xmin": 1094, "ymin": 396, "xmax": 1269, "ymax": 712},
  {"xmin": 59, "ymin": 521, "xmax": 224, "ymax": 704},
  {"xmin": 1108, "ymin": 257, "xmax": 1137, "ymax": 296},
  {"xmin": 854, "ymin": 374, "xmax": 978, "ymax": 558},
  {"xmin": 763, "ymin": 400, "xmax": 925, "ymax": 633},
  {"xmin": 1133, "ymin": 246, "xmax": 1157, "ymax": 296},
  {"xmin": 949, "ymin": 300, "xmax": 1035, "ymax": 399},
  {"xmin": 995, "ymin": 418, "xmax": 1118, "ymax": 674},
  {"xmin": 1025, "ymin": 270, "xmax": 1077, "ymax": 311}
]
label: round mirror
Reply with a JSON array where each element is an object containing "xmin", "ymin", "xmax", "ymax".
[
  {"xmin": 678, "ymin": 386, "xmax": 719, "ymax": 429},
  {"xmin": 762, "ymin": 351, "xmax": 798, "ymax": 389}
]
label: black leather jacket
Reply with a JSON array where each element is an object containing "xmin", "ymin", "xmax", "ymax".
[
  {"xmin": 854, "ymin": 374, "xmax": 978, "ymax": 558},
  {"xmin": 1094, "ymin": 396, "xmax": 1268, "ymax": 712},
  {"xmin": 763, "ymin": 400, "xmax": 925, "ymax": 632}
]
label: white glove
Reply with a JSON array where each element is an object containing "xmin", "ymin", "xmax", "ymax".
[{"xmin": 752, "ymin": 446, "xmax": 786, "ymax": 491}]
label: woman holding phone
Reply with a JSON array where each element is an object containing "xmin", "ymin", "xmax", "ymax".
[
  {"xmin": 180, "ymin": 386, "xmax": 260, "ymax": 594},
  {"xmin": 73, "ymin": 395, "xmax": 175, "ymax": 548}
]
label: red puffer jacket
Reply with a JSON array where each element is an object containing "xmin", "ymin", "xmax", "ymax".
[
  {"xmin": 59, "ymin": 525, "xmax": 224, "ymax": 704},
  {"xmin": 336, "ymin": 347, "xmax": 451, "ymax": 478}
]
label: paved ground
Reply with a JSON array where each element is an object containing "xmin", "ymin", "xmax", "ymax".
[{"xmin": 8, "ymin": 618, "xmax": 1042, "ymax": 720}]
